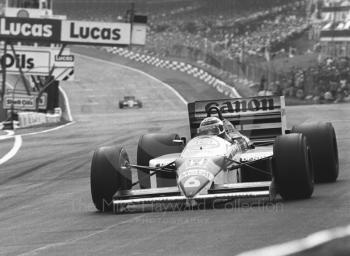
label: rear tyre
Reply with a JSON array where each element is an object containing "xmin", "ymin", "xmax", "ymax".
[
  {"xmin": 137, "ymin": 133, "xmax": 184, "ymax": 188},
  {"xmin": 292, "ymin": 122, "xmax": 338, "ymax": 183},
  {"xmin": 273, "ymin": 134, "xmax": 314, "ymax": 200},
  {"xmin": 91, "ymin": 146, "xmax": 132, "ymax": 212},
  {"xmin": 119, "ymin": 102, "xmax": 123, "ymax": 109}
]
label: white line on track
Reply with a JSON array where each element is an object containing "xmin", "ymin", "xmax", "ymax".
[
  {"xmin": 21, "ymin": 121, "xmax": 75, "ymax": 137},
  {"xmin": 0, "ymin": 122, "xmax": 74, "ymax": 166},
  {"xmin": 0, "ymin": 130, "xmax": 14, "ymax": 141},
  {"xmin": 17, "ymin": 215, "xmax": 146, "ymax": 256},
  {"xmin": 0, "ymin": 132, "xmax": 22, "ymax": 166},
  {"xmin": 75, "ymin": 53, "xmax": 188, "ymax": 105},
  {"xmin": 0, "ymin": 121, "xmax": 74, "ymax": 166},
  {"xmin": 237, "ymin": 224, "xmax": 350, "ymax": 256}
]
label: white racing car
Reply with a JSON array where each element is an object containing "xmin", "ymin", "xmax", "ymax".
[{"xmin": 91, "ymin": 96, "xmax": 339, "ymax": 212}]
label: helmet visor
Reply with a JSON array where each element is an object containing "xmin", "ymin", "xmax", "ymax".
[{"xmin": 198, "ymin": 124, "xmax": 224, "ymax": 136}]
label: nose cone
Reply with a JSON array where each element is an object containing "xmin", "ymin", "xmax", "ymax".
[
  {"xmin": 179, "ymin": 175, "xmax": 210, "ymax": 198},
  {"xmin": 178, "ymin": 168, "xmax": 215, "ymax": 198}
]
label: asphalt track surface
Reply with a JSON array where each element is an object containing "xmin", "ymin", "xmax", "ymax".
[{"xmin": 0, "ymin": 50, "xmax": 349, "ymax": 256}]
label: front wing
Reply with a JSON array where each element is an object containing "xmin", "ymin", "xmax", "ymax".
[{"xmin": 113, "ymin": 181, "xmax": 271, "ymax": 207}]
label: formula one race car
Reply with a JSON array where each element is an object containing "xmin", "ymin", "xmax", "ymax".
[
  {"xmin": 91, "ymin": 96, "xmax": 339, "ymax": 212},
  {"xmin": 119, "ymin": 96, "xmax": 142, "ymax": 109}
]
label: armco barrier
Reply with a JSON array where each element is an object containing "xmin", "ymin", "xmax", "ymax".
[
  {"xmin": 58, "ymin": 87, "xmax": 73, "ymax": 122},
  {"xmin": 18, "ymin": 110, "xmax": 62, "ymax": 128},
  {"xmin": 18, "ymin": 112, "xmax": 47, "ymax": 128},
  {"xmin": 46, "ymin": 113, "xmax": 61, "ymax": 124},
  {"xmin": 103, "ymin": 47, "xmax": 241, "ymax": 98}
]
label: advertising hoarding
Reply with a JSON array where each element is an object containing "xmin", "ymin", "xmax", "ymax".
[
  {"xmin": 0, "ymin": 17, "xmax": 146, "ymax": 46},
  {"xmin": 0, "ymin": 17, "xmax": 61, "ymax": 42},
  {"xmin": 61, "ymin": 20, "xmax": 131, "ymax": 45},
  {"xmin": 0, "ymin": 46, "xmax": 74, "ymax": 78},
  {"xmin": 3, "ymin": 92, "xmax": 47, "ymax": 110}
]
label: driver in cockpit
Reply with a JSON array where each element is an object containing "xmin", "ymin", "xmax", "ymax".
[{"xmin": 198, "ymin": 117, "xmax": 253, "ymax": 148}]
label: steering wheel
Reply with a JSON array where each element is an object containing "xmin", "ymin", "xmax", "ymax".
[{"xmin": 206, "ymin": 106, "xmax": 223, "ymax": 120}]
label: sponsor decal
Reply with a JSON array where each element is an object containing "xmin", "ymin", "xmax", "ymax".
[
  {"xmin": 178, "ymin": 169, "xmax": 214, "ymax": 181},
  {"xmin": 186, "ymin": 158, "xmax": 208, "ymax": 168},
  {"xmin": 205, "ymin": 98, "xmax": 275, "ymax": 114},
  {"xmin": 61, "ymin": 20, "xmax": 131, "ymax": 45},
  {"xmin": 188, "ymin": 137, "xmax": 219, "ymax": 148},
  {"xmin": 240, "ymin": 152, "xmax": 273, "ymax": 162},
  {"xmin": 183, "ymin": 176, "xmax": 201, "ymax": 188},
  {"xmin": 0, "ymin": 17, "xmax": 61, "ymax": 41}
]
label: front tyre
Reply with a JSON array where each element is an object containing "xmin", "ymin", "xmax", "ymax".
[
  {"xmin": 91, "ymin": 146, "xmax": 132, "ymax": 212},
  {"xmin": 273, "ymin": 134, "xmax": 314, "ymax": 200}
]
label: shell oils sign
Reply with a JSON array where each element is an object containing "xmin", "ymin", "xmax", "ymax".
[{"xmin": 3, "ymin": 93, "xmax": 47, "ymax": 110}]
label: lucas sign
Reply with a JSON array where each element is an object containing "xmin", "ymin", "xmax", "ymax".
[
  {"xmin": 61, "ymin": 20, "xmax": 131, "ymax": 45},
  {"xmin": 0, "ymin": 17, "xmax": 146, "ymax": 46},
  {"xmin": 0, "ymin": 17, "xmax": 61, "ymax": 42}
]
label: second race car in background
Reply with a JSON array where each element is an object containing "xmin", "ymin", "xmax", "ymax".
[{"xmin": 119, "ymin": 96, "xmax": 143, "ymax": 109}]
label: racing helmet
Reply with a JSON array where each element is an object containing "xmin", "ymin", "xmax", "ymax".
[{"xmin": 198, "ymin": 117, "xmax": 225, "ymax": 137}]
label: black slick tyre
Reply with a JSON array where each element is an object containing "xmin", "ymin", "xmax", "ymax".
[
  {"xmin": 91, "ymin": 146, "xmax": 132, "ymax": 212},
  {"xmin": 273, "ymin": 134, "xmax": 314, "ymax": 200}
]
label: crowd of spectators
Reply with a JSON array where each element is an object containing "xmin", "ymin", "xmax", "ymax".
[
  {"xmin": 275, "ymin": 57, "xmax": 350, "ymax": 103},
  {"xmin": 145, "ymin": 0, "xmax": 308, "ymax": 60}
]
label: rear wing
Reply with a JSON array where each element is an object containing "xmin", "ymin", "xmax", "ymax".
[{"xmin": 188, "ymin": 96, "xmax": 287, "ymax": 143}]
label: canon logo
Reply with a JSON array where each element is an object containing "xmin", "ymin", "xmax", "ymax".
[
  {"xmin": 0, "ymin": 18, "xmax": 52, "ymax": 38},
  {"xmin": 205, "ymin": 98, "xmax": 275, "ymax": 113}
]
